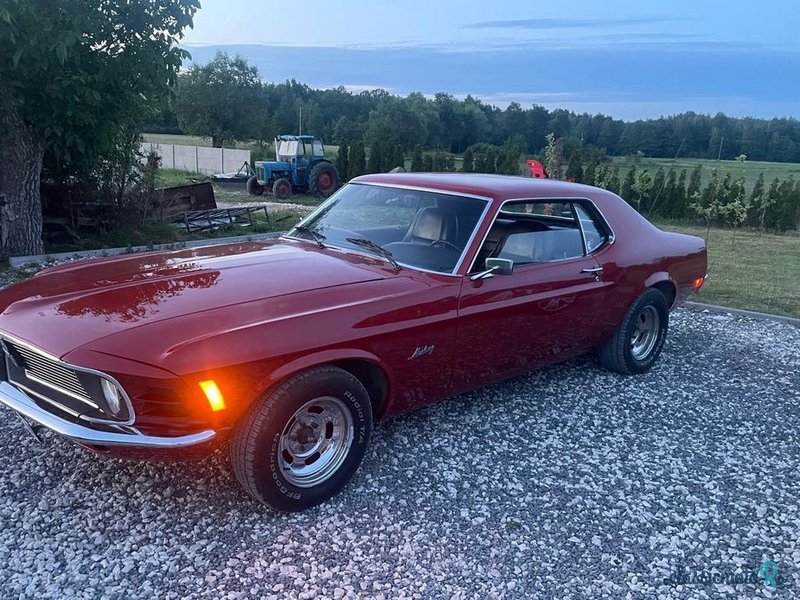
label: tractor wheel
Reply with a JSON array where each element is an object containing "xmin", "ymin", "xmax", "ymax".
[
  {"xmin": 273, "ymin": 178, "xmax": 292, "ymax": 200},
  {"xmin": 246, "ymin": 176, "xmax": 265, "ymax": 196},
  {"xmin": 308, "ymin": 162, "xmax": 340, "ymax": 198}
]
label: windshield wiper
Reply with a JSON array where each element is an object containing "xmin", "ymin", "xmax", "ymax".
[
  {"xmin": 346, "ymin": 237, "xmax": 402, "ymax": 270},
  {"xmin": 293, "ymin": 224, "xmax": 326, "ymax": 248}
]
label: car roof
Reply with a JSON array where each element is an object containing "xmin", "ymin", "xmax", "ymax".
[{"xmin": 351, "ymin": 173, "xmax": 612, "ymax": 205}]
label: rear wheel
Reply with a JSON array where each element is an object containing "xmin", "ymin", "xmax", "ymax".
[
  {"xmin": 308, "ymin": 162, "xmax": 339, "ymax": 197},
  {"xmin": 598, "ymin": 288, "xmax": 669, "ymax": 375},
  {"xmin": 246, "ymin": 175, "xmax": 264, "ymax": 196},
  {"xmin": 230, "ymin": 366, "xmax": 372, "ymax": 511},
  {"xmin": 272, "ymin": 178, "xmax": 292, "ymax": 200}
]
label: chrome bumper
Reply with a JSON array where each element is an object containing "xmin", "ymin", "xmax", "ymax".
[{"xmin": 0, "ymin": 381, "xmax": 216, "ymax": 448}]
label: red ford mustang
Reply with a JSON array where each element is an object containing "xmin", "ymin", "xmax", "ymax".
[{"xmin": 0, "ymin": 174, "xmax": 706, "ymax": 511}]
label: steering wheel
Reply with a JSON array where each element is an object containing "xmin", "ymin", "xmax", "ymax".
[{"xmin": 431, "ymin": 239, "xmax": 460, "ymax": 252}]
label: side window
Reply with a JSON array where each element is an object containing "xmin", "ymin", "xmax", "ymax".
[
  {"xmin": 312, "ymin": 140, "xmax": 325, "ymax": 157},
  {"xmin": 474, "ymin": 200, "xmax": 587, "ymax": 270},
  {"xmin": 574, "ymin": 204, "xmax": 609, "ymax": 253}
]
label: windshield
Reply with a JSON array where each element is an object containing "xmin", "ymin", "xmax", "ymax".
[{"xmin": 288, "ymin": 183, "xmax": 488, "ymax": 274}]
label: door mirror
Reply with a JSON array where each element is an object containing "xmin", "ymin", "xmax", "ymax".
[
  {"xmin": 470, "ymin": 257, "xmax": 514, "ymax": 281},
  {"xmin": 485, "ymin": 257, "xmax": 514, "ymax": 275}
]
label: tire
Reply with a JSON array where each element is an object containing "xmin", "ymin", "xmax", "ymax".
[
  {"xmin": 308, "ymin": 162, "xmax": 339, "ymax": 197},
  {"xmin": 246, "ymin": 175, "xmax": 264, "ymax": 196},
  {"xmin": 598, "ymin": 288, "xmax": 669, "ymax": 375},
  {"xmin": 230, "ymin": 366, "xmax": 373, "ymax": 511},
  {"xmin": 272, "ymin": 178, "xmax": 292, "ymax": 200}
]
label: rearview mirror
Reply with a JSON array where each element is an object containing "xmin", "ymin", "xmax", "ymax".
[{"xmin": 485, "ymin": 257, "xmax": 514, "ymax": 275}]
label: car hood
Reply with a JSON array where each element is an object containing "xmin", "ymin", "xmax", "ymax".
[{"xmin": 0, "ymin": 239, "xmax": 389, "ymax": 358}]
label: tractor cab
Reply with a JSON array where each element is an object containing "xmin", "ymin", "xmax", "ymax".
[{"xmin": 275, "ymin": 136, "xmax": 325, "ymax": 162}]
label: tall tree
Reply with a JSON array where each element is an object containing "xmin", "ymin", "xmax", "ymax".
[
  {"xmin": 565, "ymin": 152, "xmax": 584, "ymax": 182},
  {"xmin": 620, "ymin": 166, "xmax": 637, "ymax": 203},
  {"xmin": 0, "ymin": 0, "xmax": 198, "ymax": 256},
  {"xmin": 335, "ymin": 143, "xmax": 349, "ymax": 182},
  {"xmin": 390, "ymin": 144, "xmax": 405, "ymax": 170},
  {"xmin": 687, "ymin": 165, "xmax": 703, "ymax": 200},
  {"xmin": 409, "ymin": 145, "xmax": 423, "ymax": 172},
  {"xmin": 175, "ymin": 51, "xmax": 265, "ymax": 148},
  {"xmin": 348, "ymin": 141, "xmax": 366, "ymax": 179},
  {"xmin": 367, "ymin": 142, "xmax": 384, "ymax": 173},
  {"xmin": 462, "ymin": 147, "xmax": 474, "ymax": 173}
]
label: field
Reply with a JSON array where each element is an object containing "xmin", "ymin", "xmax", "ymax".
[
  {"xmin": 610, "ymin": 156, "xmax": 800, "ymax": 192},
  {"xmin": 656, "ymin": 221, "xmax": 799, "ymax": 318}
]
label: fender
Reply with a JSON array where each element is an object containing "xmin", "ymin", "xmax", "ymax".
[
  {"xmin": 643, "ymin": 271, "xmax": 677, "ymax": 308},
  {"xmin": 258, "ymin": 347, "xmax": 391, "ymax": 395}
]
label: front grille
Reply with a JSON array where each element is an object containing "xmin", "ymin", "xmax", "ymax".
[{"xmin": 4, "ymin": 340, "xmax": 95, "ymax": 408}]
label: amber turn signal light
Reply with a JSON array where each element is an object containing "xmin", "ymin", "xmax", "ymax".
[
  {"xmin": 692, "ymin": 276, "xmax": 706, "ymax": 290},
  {"xmin": 199, "ymin": 380, "xmax": 226, "ymax": 412}
]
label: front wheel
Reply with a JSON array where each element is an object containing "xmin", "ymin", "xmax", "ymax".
[
  {"xmin": 230, "ymin": 366, "xmax": 372, "ymax": 511},
  {"xmin": 246, "ymin": 175, "xmax": 264, "ymax": 196},
  {"xmin": 598, "ymin": 288, "xmax": 669, "ymax": 375}
]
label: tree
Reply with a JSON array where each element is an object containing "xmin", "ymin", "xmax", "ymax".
[
  {"xmin": 642, "ymin": 166, "xmax": 667, "ymax": 215},
  {"xmin": 462, "ymin": 147, "xmax": 474, "ymax": 172},
  {"xmin": 544, "ymin": 133, "xmax": 564, "ymax": 180},
  {"xmin": 367, "ymin": 142, "xmax": 384, "ymax": 173},
  {"xmin": 620, "ymin": 166, "xmax": 637, "ymax": 203},
  {"xmin": 422, "ymin": 154, "xmax": 434, "ymax": 172},
  {"xmin": 721, "ymin": 177, "xmax": 748, "ymax": 246},
  {"xmin": 633, "ymin": 170, "xmax": 653, "ymax": 213},
  {"xmin": 565, "ymin": 152, "xmax": 583, "ymax": 182},
  {"xmin": 692, "ymin": 169, "xmax": 724, "ymax": 239},
  {"xmin": 335, "ymin": 144, "xmax": 349, "ymax": 182},
  {"xmin": 687, "ymin": 165, "xmax": 703, "ymax": 200},
  {"xmin": 748, "ymin": 173, "xmax": 771, "ymax": 233},
  {"xmin": 606, "ymin": 168, "xmax": 621, "ymax": 195},
  {"xmin": 673, "ymin": 169, "xmax": 688, "ymax": 218},
  {"xmin": 390, "ymin": 144, "xmax": 405, "ymax": 170},
  {"xmin": 175, "ymin": 51, "xmax": 265, "ymax": 148},
  {"xmin": 348, "ymin": 141, "xmax": 366, "ymax": 179},
  {"xmin": 410, "ymin": 145, "xmax": 424, "ymax": 172},
  {"xmin": 0, "ymin": 0, "xmax": 199, "ymax": 256}
]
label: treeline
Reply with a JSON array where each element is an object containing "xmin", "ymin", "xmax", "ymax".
[
  {"xmin": 336, "ymin": 135, "xmax": 799, "ymax": 231},
  {"xmin": 154, "ymin": 52, "xmax": 800, "ymax": 162}
]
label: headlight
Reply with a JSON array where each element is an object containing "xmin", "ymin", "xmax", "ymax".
[{"xmin": 100, "ymin": 378, "xmax": 123, "ymax": 415}]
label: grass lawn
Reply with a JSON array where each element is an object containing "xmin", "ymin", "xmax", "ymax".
[
  {"xmin": 655, "ymin": 221, "xmax": 800, "ymax": 318},
  {"xmin": 611, "ymin": 156, "xmax": 800, "ymax": 193}
]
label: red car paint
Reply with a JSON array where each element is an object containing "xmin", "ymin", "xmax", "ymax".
[{"xmin": 0, "ymin": 175, "xmax": 707, "ymax": 457}]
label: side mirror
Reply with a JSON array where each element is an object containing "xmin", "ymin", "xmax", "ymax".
[
  {"xmin": 470, "ymin": 257, "xmax": 514, "ymax": 280},
  {"xmin": 486, "ymin": 257, "xmax": 513, "ymax": 275}
]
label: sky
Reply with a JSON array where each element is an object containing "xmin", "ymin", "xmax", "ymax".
[{"xmin": 181, "ymin": 0, "xmax": 800, "ymax": 121}]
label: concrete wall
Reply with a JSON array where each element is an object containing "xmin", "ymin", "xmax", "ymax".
[{"xmin": 141, "ymin": 143, "xmax": 250, "ymax": 175}]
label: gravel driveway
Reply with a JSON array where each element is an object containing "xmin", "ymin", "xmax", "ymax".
[{"xmin": 0, "ymin": 309, "xmax": 798, "ymax": 599}]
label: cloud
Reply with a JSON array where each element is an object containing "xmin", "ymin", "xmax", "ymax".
[{"xmin": 464, "ymin": 16, "xmax": 687, "ymax": 30}]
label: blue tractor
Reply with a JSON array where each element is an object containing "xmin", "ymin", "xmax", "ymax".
[{"xmin": 247, "ymin": 135, "xmax": 340, "ymax": 199}]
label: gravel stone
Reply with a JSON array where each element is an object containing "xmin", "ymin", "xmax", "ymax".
[{"xmin": 0, "ymin": 308, "xmax": 798, "ymax": 598}]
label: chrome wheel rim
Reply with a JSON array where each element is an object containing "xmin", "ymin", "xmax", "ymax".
[
  {"xmin": 278, "ymin": 396, "xmax": 354, "ymax": 488},
  {"xmin": 630, "ymin": 305, "xmax": 660, "ymax": 361}
]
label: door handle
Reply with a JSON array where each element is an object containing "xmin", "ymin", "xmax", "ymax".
[{"xmin": 581, "ymin": 266, "xmax": 603, "ymax": 274}]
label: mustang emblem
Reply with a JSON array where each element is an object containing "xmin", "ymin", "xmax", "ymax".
[{"xmin": 409, "ymin": 345, "xmax": 435, "ymax": 359}]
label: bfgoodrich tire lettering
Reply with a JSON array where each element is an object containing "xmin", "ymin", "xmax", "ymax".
[
  {"xmin": 598, "ymin": 288, "xmax": 669, "ymax": 375},
  {"xmin": 230, "ymin": 366, "xmax": 372, "ymax": 511}
]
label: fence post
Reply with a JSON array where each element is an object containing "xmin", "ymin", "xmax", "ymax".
[{"xmin": 195, "ymin": 145, "xmax": 199, "ymax": 173}]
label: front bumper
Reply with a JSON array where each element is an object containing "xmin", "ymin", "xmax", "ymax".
[{"xmin": 0, "ymin": 381, "xmax": 216, "ymax": 449}]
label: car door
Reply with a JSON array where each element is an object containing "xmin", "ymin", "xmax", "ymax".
[{"xmin": 451, "ymin": 200, "xmax": 612, "ymax": 393}]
